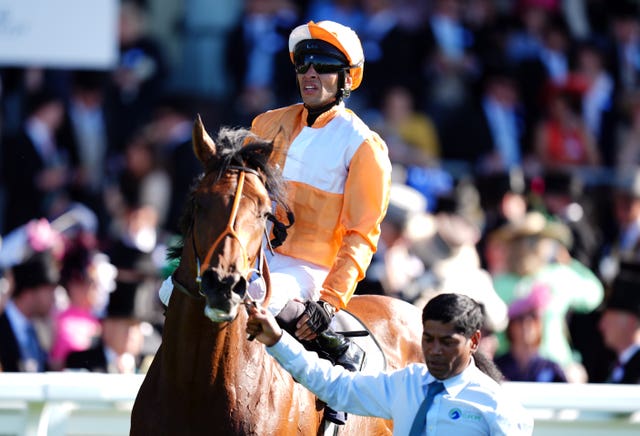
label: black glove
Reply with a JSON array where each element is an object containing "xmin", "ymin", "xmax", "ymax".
[{"xmin": 299, "ymin": 300, "xmax": 336, "ymax": 334}]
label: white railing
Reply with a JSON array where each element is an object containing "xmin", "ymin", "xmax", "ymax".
[
  {"xmin": 0, "ymin": 373, "xmax": 639, "ymax": 436},
  {"xmin": 501, "ymin": 382, "xmax": 640, "ymax": 436},
  {"xmin": 0, "ymin": 372, "xmax": 141, "ymax": 436}
]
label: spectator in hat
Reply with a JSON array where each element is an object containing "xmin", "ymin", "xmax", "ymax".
[
  {"xmin": 491, "ymin": 211, "xmax": 604, "ymax": 381},
  {"xmin": 535, "ymin": 170, "xmax": 609, "ymax": 382},
  {"xmin": 0, "ymin": 250, "xmax": 60, "ymax": 372},
  {"xmin": 495, "ymin": 283, "xmax": 567, "ymax": 382},
  {"xmin": 598, "ymin": 261, "xmax": 640, "ymax": 384},
  {"xmin": 0, "ymin": 217, "xmax": 65, "ymax": 273},
  {"xmin": 64, "ymin": 283, "xmax": 147, "ymax": 374}
]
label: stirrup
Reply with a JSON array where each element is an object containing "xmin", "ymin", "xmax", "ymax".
[
  {"xmin": 335, "ymin": 340, "xmax": 365, "ymax": 372},
  {"xmin": 324, "ymin": 407, "xmax": 348, "ymax": 425}
]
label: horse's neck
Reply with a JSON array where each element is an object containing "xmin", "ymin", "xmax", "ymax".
[{"xmin": 164, "ymin": 290, "xmax": 269, "ymax": 386}]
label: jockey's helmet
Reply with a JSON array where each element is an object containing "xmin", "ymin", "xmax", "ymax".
[{"xmin": 289, "ymin": 21, "xmax": 365, "ymax": 93}]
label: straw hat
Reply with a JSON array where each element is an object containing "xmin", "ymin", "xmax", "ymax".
[{"xmin": 490, "ymin": 211, "xmax": 573, "ymax": 248}]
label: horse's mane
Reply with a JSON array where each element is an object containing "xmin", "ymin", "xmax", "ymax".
[{"xmin": 168, "ymin": 126, "xmax": 286, "ymax": 261}]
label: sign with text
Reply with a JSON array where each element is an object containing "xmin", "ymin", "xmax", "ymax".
[{"xmin": 0, "ymin": 0, "xmax": 118, "ymax": 69}]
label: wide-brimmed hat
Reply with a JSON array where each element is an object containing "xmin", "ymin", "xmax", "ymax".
[{"xmin": 490, "ymin": 211, "xmax": 573, "ymax": 248}]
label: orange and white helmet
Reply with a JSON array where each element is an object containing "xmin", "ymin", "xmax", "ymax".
[{"xmin": 289, "ymin": 20, "xmax": 365, "ymax": 90}]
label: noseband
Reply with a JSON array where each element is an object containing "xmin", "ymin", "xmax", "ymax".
[{"xmin": 174, "ymin": 165, "xmax": 272, "ymax": 308}]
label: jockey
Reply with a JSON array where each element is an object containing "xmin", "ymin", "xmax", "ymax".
[
  {"xmin": 158, "ymin": 20, "xmax": 391, "ymax": 425},
  {"xmin": 249, "ymin": 20, "xmax": 391, "ymax": 425}
]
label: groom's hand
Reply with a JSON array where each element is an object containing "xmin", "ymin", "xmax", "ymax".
[{"xmin": 246, "ymin": 305, "xmax": 283, "ymax": 347}]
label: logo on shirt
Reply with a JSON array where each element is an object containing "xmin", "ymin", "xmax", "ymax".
[
  {"xmin": 448, "ymin": 408, "xmax": 482, "ymax": 421},
  {"xmin": 449, "ymin": 408, "xmax": 462, "ymax": 420}
]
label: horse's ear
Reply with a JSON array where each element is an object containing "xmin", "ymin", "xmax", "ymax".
[
  {"xmin": 255, "ymin": 126, "xmax": 283, "ymax": 161},
  {"xmin": 192, "ymin": 114, "xmax": 217, "ymax": 164},
  {"xmin": 255, "ymin": 138, "xmax": 275, "ymax": 161}
]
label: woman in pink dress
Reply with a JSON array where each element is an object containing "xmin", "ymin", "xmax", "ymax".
[{"xmin": 50, "ymin": 237, "xmax": 115, "ymax": 370}]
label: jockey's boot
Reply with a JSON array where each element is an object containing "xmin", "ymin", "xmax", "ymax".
[
  {"xmin": 314, "ymin": 329, "xmax": 365, "ymax": 372},
  {"xmin": 313, "ymin": 329, "xmax": 365, "ymax": 425}
]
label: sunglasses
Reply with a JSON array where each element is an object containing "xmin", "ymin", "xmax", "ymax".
[{"xmin": 294, "ymin": 53, "xmax": 348, "ymax": 75}]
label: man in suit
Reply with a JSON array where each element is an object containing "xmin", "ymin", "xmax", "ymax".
[
  {"xmin": 1, "ymin": 89, "xmax": 69, "ymax": 233},
  {"xmin": 0, "ymin": 250, "xmax": 60, "ymax": 372},
  {"xmin": 65, "ymin": 279, "xmax": 148, "ymax": 373},
  {"xmin": 599, "ymin": 261, "xmax": 640, "ymax": 384}
]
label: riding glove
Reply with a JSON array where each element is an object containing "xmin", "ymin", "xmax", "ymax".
[{"xmin": 300, "ymin": 300, "xmax": 336, "ymax": 333}]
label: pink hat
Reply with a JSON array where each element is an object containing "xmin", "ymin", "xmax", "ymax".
[{"xmin": 508, "ymin": 283, "xmax": 552, "ymax": 319}]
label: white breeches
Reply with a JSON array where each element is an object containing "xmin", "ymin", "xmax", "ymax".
[{"xmin": 247, "ymin": 252, "xmax": 329, "ymax": 315}]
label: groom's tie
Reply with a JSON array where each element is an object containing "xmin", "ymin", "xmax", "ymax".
[{"xmin": 408, "ymin": 381, "xmax": 445, "ymax": 436}]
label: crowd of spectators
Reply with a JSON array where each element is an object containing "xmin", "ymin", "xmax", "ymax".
[{"xmin": 1, "ymin": 0, "xmax": 640, "ymax": 384}]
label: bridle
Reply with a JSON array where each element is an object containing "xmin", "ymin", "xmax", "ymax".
[{"xmin": 173, "ymin": 165, "xmax": 273, "ymax": 308}]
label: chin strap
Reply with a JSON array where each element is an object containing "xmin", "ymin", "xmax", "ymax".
[{"xmin": 337, "ymin": 69, "xmax": 351, "ymax": 101}]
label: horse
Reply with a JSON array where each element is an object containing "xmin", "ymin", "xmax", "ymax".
[{"xmin": 130, "ymin": 116, "xmax": 425, "ymax": 435}]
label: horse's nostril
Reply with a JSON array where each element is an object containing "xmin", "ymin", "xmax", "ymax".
[
  {"xmin": 201, "ymin": 270, "xmax": 245, "ymax": 298},
  {"xmin": 233, "ymin": 277, "xmax": 247, "ymax": 298}
]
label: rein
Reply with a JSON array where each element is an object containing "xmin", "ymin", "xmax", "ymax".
[{"xmin": 173, "ymin": 165, "xmax": 273, "ymax": 308}]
